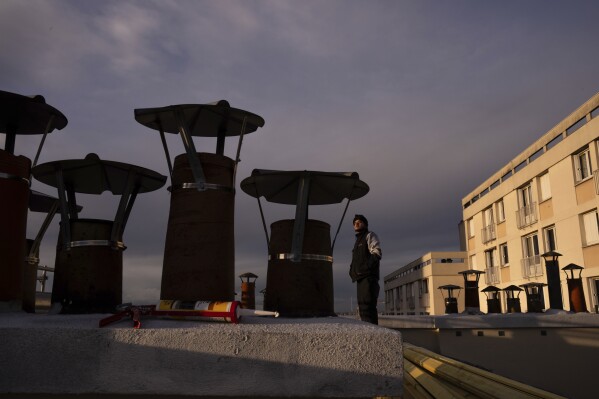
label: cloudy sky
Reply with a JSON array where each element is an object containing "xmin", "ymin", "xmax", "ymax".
[{"xmin": 2, "ymin": 0, "xmax": 599, "ymax": 312}]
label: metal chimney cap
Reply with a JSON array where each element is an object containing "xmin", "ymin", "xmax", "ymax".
[
  {"xmin": 134, "ymin": 101, "xmax": 265, "ymax": 137},
  {"xmin": 502, "ymin": 285, "xmax": 523, "ymax": 292},
  {"xmin": 240, "ymin": 169, "xmax": 369, "ymax": 205},
  {"xmin": 481, "ymin": 285, "xmax": 501, "ymax": 293},
  {"xmin": 32, "ymin": 154, "xmax": 167, "ymax": 195},
  {"xmin": 562, "ymin": 263, "xmax": 584, "ymax": 271},
  {"xmin": 0, "ymin": 89, "xmax": 68, "ymax": 135}
]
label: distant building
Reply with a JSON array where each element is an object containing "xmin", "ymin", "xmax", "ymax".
[
  {"xmin": 383, "ymin": 252, "xmax": 468, "ymax": 315},
  {"xmin": 460, "ymin": 92, "xmax": 599, "ymax": 312}
]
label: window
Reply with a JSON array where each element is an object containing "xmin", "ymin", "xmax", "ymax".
[
  {"xmin": 518, "ymin": 184, "xmax": 533, "ymax": 208},
  {"xmin": 499, "ymin": 243, "xmax": 509, "ymax": 267},
  {"xmin": 482, "ymin": 207, "xmax": 496, "ymax": 243},
  {"xmin": 467, "ymin": 218, "xmax": 475, "ymax": 238},
  {"xmin": 543, "ymin": 226, "xmax": 557, "ymax": 251},
  {"xmin": 574, "ymin": 147, "xmax": 592, "ymax": 182},
  {"xmin": 484, "ymin": 248, "xmax": 500, "ymax": 284},
  {"xmin": 483, "ymin": 207, "xmax": 494, "ymax": 226},
  {"xmin": 418, "ymin": 279, "xmax": 428, "ymax": 297},
  {"xmin": 469, "ymin": 254, "xmax": 477, "ymax": 269},
  {"xmin": 522, "ymin": 233, "xmax": 540, "ymax": 259},
  {"xmin": 517, "ymin": 183, "xmax": 537, "ymax": 228},
  {"xmin": 496, "ymin": 199, "xmax": 505, "ymax": 223},
  {"xmin": 485, "ymin": 248, "xmax": 497, "ymax": 268},
  {"xmin": 521, "ymin": 233, "xmax": 542, "ymax": 278},
  {"xmin": 582, "ymin": 210, "xmax": 599, "ymax": 246},
  {"xmin": 538, "ymin": 173, "xmax": 551, "ymax": 202}
]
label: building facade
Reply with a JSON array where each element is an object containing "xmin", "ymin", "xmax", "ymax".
[
  {"xmin": 383, "ymin": 252, "xmax": 468, "ymax": 315},
  {"xmin": 461, "ymin": 92, "xmax": 599, "ymax": 313}
]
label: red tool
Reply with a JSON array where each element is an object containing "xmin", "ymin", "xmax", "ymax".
[{"xmin": 99, "ymin": 301, "xmax": 242, "ymax": 328}]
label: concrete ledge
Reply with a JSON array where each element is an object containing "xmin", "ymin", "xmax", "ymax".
[
  {"xmin": 0, "ymin": 313, "xmax": 403, "ymax": 398},
  {"xmin": 380, "ymin": 311, "xmax": 599, "ymax": 329}
]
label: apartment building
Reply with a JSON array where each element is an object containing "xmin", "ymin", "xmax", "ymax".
[
  {"xmin": 383, "ymin": 252, "xmax": 467, "ymax": 315},
  {"xmin": 461, "ymin": 92, "xmax": 599, "ymax": 312}
]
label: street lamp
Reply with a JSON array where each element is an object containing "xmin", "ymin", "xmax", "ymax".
[{"xmin": 541, "ymin": 250, "xmax": 563, "ymax": 310}]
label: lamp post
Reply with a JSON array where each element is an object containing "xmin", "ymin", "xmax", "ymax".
[
  {"xmin": 502, "ymin": 285, "xmax": 523, "ymax": 313},
  {"xmin": 562, "ymin": 264, "xmax": 588, "ymax": 312},
  {"xmin": 481, "ymin": 286, "xmax": 502, "ymax": 313},
  {"xmin": 458, "ymin": 270, "xmax": 485, "ymax": 314},
  {"xmin": 541, "ymin": 251, "xmax": 563, "ymax": 310},
  {"xmin": 520, "ymin": 282, "xmax": 546, "ymax": 313},
  {"xmin": 438, "ymin": 284, "xmax": 461, "ymax": 314},
  {"xmin": 239, "ymin": 272, "xmax": 258, "ymax": 310}
]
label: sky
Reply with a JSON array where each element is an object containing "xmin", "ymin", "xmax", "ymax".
[{"xmin": 2, "ymin": 0, "xmax": 599, "ymax": 313}]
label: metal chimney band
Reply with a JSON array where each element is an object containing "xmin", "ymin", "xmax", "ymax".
[
  {"xmin": 68, "ymin": 240, "xmax": 126, "ymax": 250},
  {"xmin": 0, "ymin": 172, "xmax": 29, "ymax": 184},
  {"xmin": 25, "ymin": 256, "xmax": 40, "ymax": 265},
  {"xmin": 169, "ymin": 182, "xmax": 234, "ymax": 192},
  {"xmin": 269, "ymin": 253, "xmax": 333, "ymax": 263}
]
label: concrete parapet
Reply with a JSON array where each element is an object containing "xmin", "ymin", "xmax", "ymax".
[
  {"xmin": 380, "ymin": 311, "xmax": 599, "ymax": 329},
  {"xmin": 0, "ymin": 313, "xmax": 403, "ymax": 398}
]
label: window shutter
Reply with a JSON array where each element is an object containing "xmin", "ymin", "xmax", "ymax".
[{"xmin": 540, "ymin": 174, "xmax": 551, "ymax": 201}]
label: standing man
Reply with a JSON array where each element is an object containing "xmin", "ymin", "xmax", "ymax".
[{"xmin": 349, "ymin": 214, "xmax": 382, "ymax": 325}]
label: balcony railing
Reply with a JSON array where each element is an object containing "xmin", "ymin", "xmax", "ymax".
[
  {"xmin": 481, "ymin": 224, "xmax": 496, "ymax": 244},
  {"xmin": 521, "ymin": 255, "xmax": 543, "ymax": 278},
  {"xmin": 516, "ymin": 202, "xmax": 538, "ymax": 229},
  {"xmin": 407, "ymin": 296, "xmax": 416, "ymax": 310},
  {"xmin": 484, "ymin": 266, "xmax": 500, "ymax": 284},
  {"xmin": 419, "ymin": 294, "xmax": 430, "ymax": 308}
]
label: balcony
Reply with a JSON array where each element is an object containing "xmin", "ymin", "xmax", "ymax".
[
  {"xmin": 516, "ymin": 202, "xmax": 538, "ymax": 229},
  {"xmin": 419, "ymin": 294, "xmax": 430, "ymax": 308},
  {"xmin": 521, "ymin": 255, "xmax": 543, "ymax": 278},
  {"xmin": 481, "ymin": 224, "xmax": 496, "ymax": 244},
  {"xmin": 484, "ymin": 266, "xmax": 500, "ymax": 284}
]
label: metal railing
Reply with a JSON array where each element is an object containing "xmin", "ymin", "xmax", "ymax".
[
  {"xmin": 407, "ymin": 296, "xmax": 416, "ymax": 310},
  {"xmin": 516, "ymin": 202, "xmax": 538, "ymax": 229},
  {"xmin": 481, "ymin": 224, "xmax": 496, "ymax": 243},
  {"xmin": 484, "ymin": 266, "xmax": 500, "ymax": 284},
  {"xmin": 521, "ymin": 255, "xmax": 543, "ymax": 278}
]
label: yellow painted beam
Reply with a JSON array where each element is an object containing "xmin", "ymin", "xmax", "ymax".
[
  {"xmin": 403, "ymin": 343, "xmax": 567, "ymax": 399},
  {"xmin": 404, "ymin": 358, "xmax": 461, "ymax": 399}
]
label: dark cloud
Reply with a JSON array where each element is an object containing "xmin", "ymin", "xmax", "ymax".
[{"xmin": 2, "ymin": 0, "xmax": 599, "ymax": 312}]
